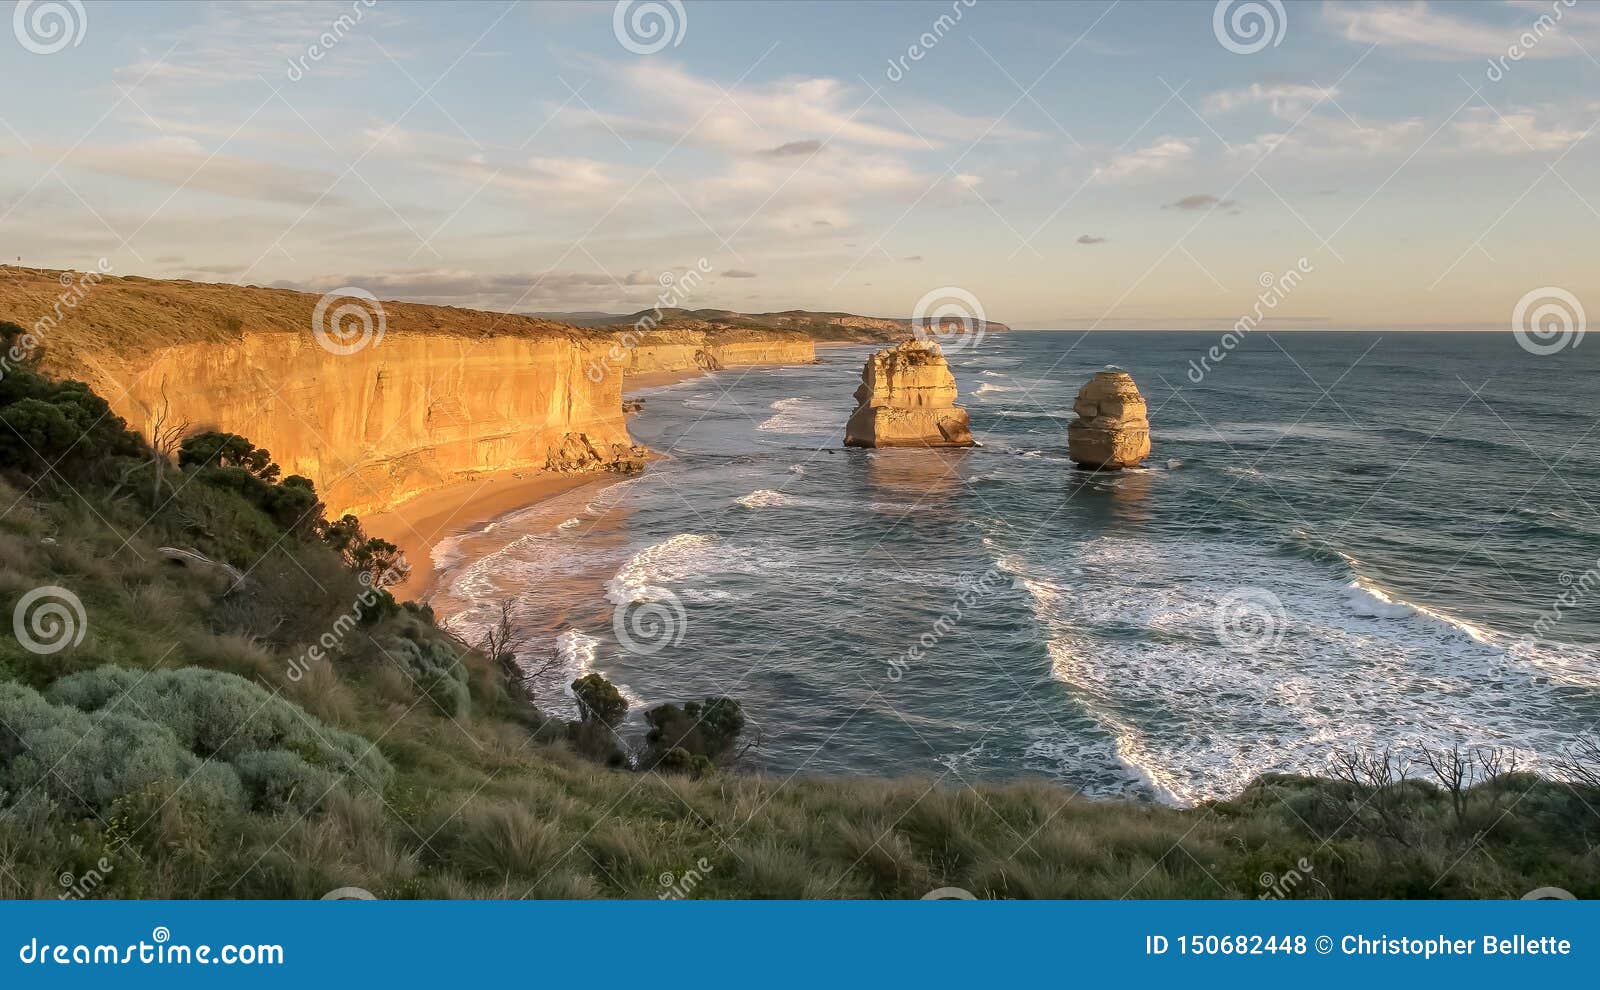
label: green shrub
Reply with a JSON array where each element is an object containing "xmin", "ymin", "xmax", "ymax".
[
  {"xmin": 178, "ymin": 432, "xmax": 280, "ymax": 482},
  {"xmin": 47, "ymin": 666, "xmax": 392, "ymax": 793},
  {"xmin": 571, "ymin": 673, "xmax": 626, "ymax": 725},
  {"xmin": 323, "ymin": 514, "xmax": 410, "ymax": 588},
  {"xmin": 234, "ymin": 749, "xmax": 336, "ymax": 814},
  {"xmin": 0, "ymin": 681, "xmax": 245, "ymax": 818},
  {"xmin": 384, "ymin": 635, "xmax": 470, "ymax": 718},
  {"xmin": 643, "ymin": 696, "xmax": 744, "ymax": 771}
]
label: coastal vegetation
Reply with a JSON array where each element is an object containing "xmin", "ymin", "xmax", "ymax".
[{"xmin": 0, "ymin": 323, "xmax": 1597, "ymax": 899}]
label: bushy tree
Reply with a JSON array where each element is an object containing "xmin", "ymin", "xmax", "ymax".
[
  {"xmin": 571, "ymin": 673, "xmax": 627, "ymax": 725},
  {"xmin": 0, "ymin": 373, "xmax": 140, "ymax": 479},
  {"xmin": 323, "ymin": 514, "xmax": 410, "ymax": 588},
  {"xmin": 643, "ymin": 696, "xmax": 745, "ymax": 772},
  {"xmin": 178, "ymin": 431, "xmax": 280, "ymax": 481}
]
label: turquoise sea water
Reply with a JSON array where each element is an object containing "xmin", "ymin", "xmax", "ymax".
[{"xmin": 429, "ymin": 331, "xmax": 1600, "ymax": 804}]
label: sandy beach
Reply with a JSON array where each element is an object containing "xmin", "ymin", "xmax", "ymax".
[{"xmin": 366, "ymin": 470, "xmax": 602, "ymax": 602}]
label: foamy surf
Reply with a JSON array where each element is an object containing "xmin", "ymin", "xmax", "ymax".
[{"xmin": 998, "ymin": 534, "xmax": 1591, "ymax": 804}]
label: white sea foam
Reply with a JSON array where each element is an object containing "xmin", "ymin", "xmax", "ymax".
[
  {"xmin": 1000, "ymin": 535, "xmax": 1589, "ymax": 805},
  {"xmin": 758, "ymin": 396, "xmax": 844, "ymax": 435}
]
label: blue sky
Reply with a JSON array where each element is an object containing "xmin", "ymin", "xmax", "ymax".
[{"xmin": 1, "ymin": 0, "xmax": 1597, "ymax": 327}]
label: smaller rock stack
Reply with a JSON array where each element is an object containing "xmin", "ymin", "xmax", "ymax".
[
  {"xmin": 844, "ymin": 339, "xmax": 975, "ymax": 448},
  {"xmin": 1067, "ymin": 370, "xmax": 1150, "ymax": 469}
]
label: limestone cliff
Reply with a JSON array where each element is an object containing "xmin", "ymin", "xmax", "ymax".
[
  {"xmin": 843, "ymin": 340, "xmax": 974, "ymax": 448},
  {"xmin": 1067, "ymin": 370, "xmax": 1151, "ymax": 469},
  {"xmin": 604, "ymin": 328, "xmax": 816, "ymax": 380},
  {"xmin": 1, "ymin": 268, "xmax": 643, "ymax": 517}
]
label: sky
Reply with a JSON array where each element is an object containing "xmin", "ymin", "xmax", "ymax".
[{"xmin": 1, "ymin": 0, "xmax": 1596, "ymax": 329}]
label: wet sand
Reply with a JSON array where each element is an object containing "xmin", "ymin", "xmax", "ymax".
[{"xmin": 366, "ymin": 470, "xmax": 602, "ymax": 602}]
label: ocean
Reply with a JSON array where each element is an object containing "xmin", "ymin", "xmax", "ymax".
[{"xmin": 429, "ymin": 331, "xmax": 1600, "ymax": 805}]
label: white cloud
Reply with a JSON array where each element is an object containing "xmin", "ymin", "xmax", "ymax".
[
  {"xmin": 579, "ymin": 62, "xmax": 927, "ymax": 154},
  {"xmin": 1204, "ymin": 83, "xmax": 1340, "ymax": 119},
  {"xmin": 1322, "ymin": 0, "xmax": 1588, "ymax": 60},
  {"xmin": 1092, "ymin": 137, "xmax": 1193, "ymax": 182},
  {"xmin": 1453, "ymin": 106, "xmax": 1587, "ymax": 153}
]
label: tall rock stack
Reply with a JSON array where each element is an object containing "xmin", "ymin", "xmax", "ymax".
[
  {"xmin": 844, "ymin": 340, "xmax": 975, "ymax": 448},
  {"xmin": 1067, "ymin": 370, "xmax": 1150, "ymax": 469}
]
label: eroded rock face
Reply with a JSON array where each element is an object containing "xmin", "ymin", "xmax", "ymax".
[
  {"xmin": 844, "ymin": 340, "xmax": 974, "ymax": 448},
  {"xmin": 1067, "ymin": 370, "xmax": 1151, "ymax": 469}
]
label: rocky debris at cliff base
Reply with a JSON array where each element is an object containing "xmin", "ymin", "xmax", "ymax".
[
  {"xmin": 844, "ymin": 339, "xmax": 975, "ymax": 448},
  {"xmin": 1067, "ymin": 370, "xmax": 1151, "ymax": 469},
  {"xmin": 545, "ymin": 432, "xmax": 648, "ymax": 475},
  {"xmin": 622, "ymin": 398, "xmax": 645, "ymax": 416}
]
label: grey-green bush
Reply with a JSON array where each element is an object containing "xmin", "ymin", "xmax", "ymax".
[
  {"xmin": 384, "ymin": 636, "xmax": 470, "ymax": 719},
  {"xmin": 47, "ymin": 666, "xmax": 392, "ymax": 792},
  {"xmin": 0, "ymin": 682, "xmax": 244, "ymax": 818},
  {"xmin": 234, "ymin": 749, "xmax": 337, "ymax": 814}
]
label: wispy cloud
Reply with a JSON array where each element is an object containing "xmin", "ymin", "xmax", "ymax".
[{"xmin": 1092, "ymin": 137, "xmax": 1193, "ymax": 183}]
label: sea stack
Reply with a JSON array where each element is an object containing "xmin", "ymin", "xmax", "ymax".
[
  {"xmin": 844, "ymin": 339, "xmax": 975, "ymax": 448},
  {"xmin": 1067, "ymin": 370, "xmax": 1150, "ymax": 469}
]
